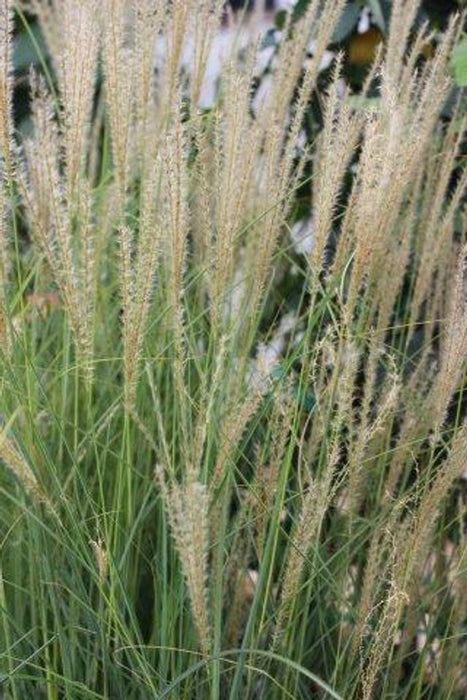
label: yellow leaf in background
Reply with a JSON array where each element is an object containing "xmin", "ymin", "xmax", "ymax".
[{"xmin": 348, "ymin": 27, "xmax": 384, "ymax": 66}]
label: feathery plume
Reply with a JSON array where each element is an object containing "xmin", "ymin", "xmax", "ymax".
[
  {"xmin": 428, "ymin": 246, "xmax": 467, "ymax": 438},
  {"xmin": 310, "ymin": 56, "xmax": 361, "ymax": 275},
  {"xmin": 119, "ymin": 160, "xmax": 162, "ymax": 411},
  {"xmin": 90, "ymin": 538, "xmax": 108, "ymax": 585},
  {"xmin": 156, "ymin": 467, "xmax": 211, "ymax": 655},
  {"xmin": 58, "ymin": 0, "xmax": 100, "ymax": 196},
  {"xmin": 211, "ymin": 385, "xmax": 264, "ymax": 492},
  {"xmin": 0, "ymin": 427, "xmax": 48, "ymax": 506},
  {"xmin": 20, "ymin": 73, "xmax": 95, "ymax": 381},
  {"xmin": 0, "ymin": 0, "xmax": 14, "ymax": 174},
  {"xmin": 101, "ymin": 0, "xmax": 134, "ymax": 206}
]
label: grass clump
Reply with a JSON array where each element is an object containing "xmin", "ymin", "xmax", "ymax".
[{"xmin": 0, "ymin": 1, "xmax": 466, "ymax": 698}]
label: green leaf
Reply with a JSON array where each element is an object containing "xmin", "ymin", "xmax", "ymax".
[
  {"xmin": 274, "ymin": 9, "xmax": 287, "ymax": 31},
  {"xmin": 347, "ymin": 95, "xmax": 381, "ymax": 111},
  {"xmin": 158, "ymin": 649, "xmax": 345, "ymax": 700},
  {"xmin": 452, "ymin": 35, "xmax": 467, "ymax": 87},
  {"xmin": 292, "ymin": 0, "xmax": 310, "ymax": 21},
  {"xmin": 13, "ymin": 22, "xmax": 45, "ymax": 73},
  {"xmin": 332, "ymin": 4, "xmax": 361, "ymax": 43},
  {"xmin": 368, "ymin": 0, "xmax": 386, "ymax": 32}
]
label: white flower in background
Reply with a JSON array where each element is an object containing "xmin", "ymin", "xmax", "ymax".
[
  {"xmin": 295, "ymin": 128, "xmax": 307, "ymax": 152},
  {"xmin": 222, "ymin": 257, "xmax": 248, "ymax": 323},
  {"xmin": 252, "ymin": 73, "xmax": 274, "ymax": 114},
  {"xmin": 197, "ymin": 16, "xmax": 275, "ymax": 108},
  {"xmin": 154, "ymin": 12, "xmax": 275, "ymax": 110},
  {"xmin": 255, "ymin": 42, "xmax": 276, "ymax": 75},
  {"xmin": 320, "ymin": 50, "xmax": 335, "ymax": 71},
  {"xmin": 416, "ymin": 614, "xmax": 442, "ymax": 684},
  {"xmin": 276, "ymin": 0, "xmax": 297, "ymax": 9},
  {"xmin": 358, "ymin": 7, "xmax": 371, "ymax": 34},
  {"xmin": 249, "ymin": 312, "xmax": 298, "ymax": 390},
  {"xmin": 305, "ymin": 44, "xmax": 336, "ymax": 72},
  {"xmin": 154, "ymin": 4, "xmax": 334, "ymax": 111},
  {"xmin": 290, "ymin": 217, "xmax": 314, "ymax": 255}
]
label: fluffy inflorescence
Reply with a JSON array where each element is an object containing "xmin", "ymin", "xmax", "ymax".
[{"xmin": 0, "ymin": 1, "xmax": 466, "ymax": 698}]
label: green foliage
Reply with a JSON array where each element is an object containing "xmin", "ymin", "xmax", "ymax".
[
  {"xmin": 1, "ymin": 3, "xmax": 466, "ymax": 700},
  {"xmin": 452, "ymin": 35, "xmax": 467, "ymax": 86}
]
